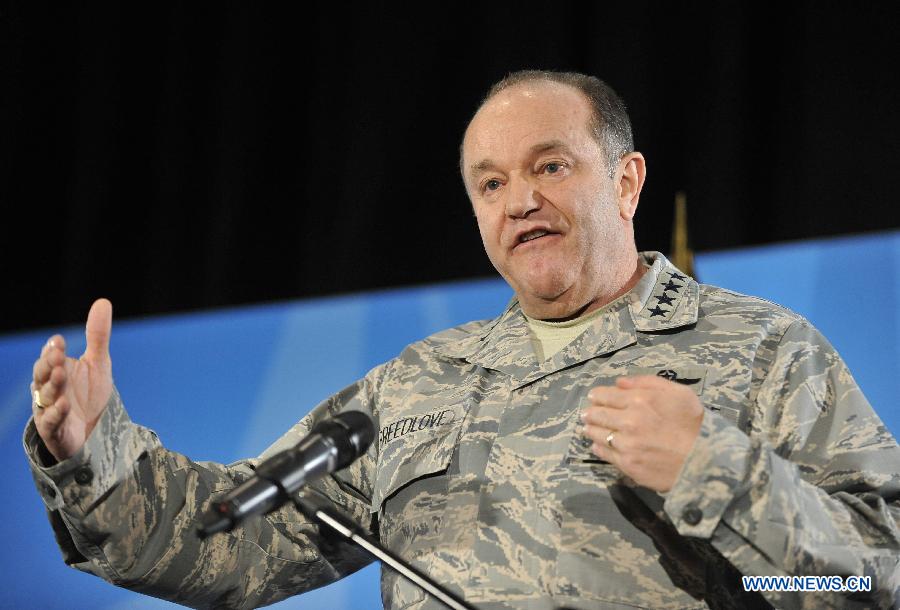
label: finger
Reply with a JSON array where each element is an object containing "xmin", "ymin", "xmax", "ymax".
[
  {"xmin": 37, "ymin": 367, "xmax": 64, "ymax": 408},
  {"xmin": 37, "ymin": 353, "xmax": 68, "ymax": 404},
  {"xmin": 34, "ymin": 338, "xmax": 57, "ymax": 382},
  {"xmin": 33, "ymin": 354, "xmax": 51, "ymax": 385},
  {"xmin": 584, "ymin": 426, "xmax": 620, "ymax": 462},
  {"xmin": 43, "ymin": 335, "xmax": 67, "ymax": 358},
  {"xmin": 587, "ymin": 386, "xmax": 630, "ymax": 409},
  {"xmin": 85, "ymin": 298, "xmax": 113, "ymax": 362},
  {"xmin": 591, "ymin": 439, "xmax": 616, "ymax": 462},
  {"xmin": 581, "ymin": 405, "xmax": 628, "ymax": 431},
  {"xmin": 582, "ymin": 423, "xmax": 610, "ymax": 444},
  {"xmin": 36, "ymin": 397, "xmax": 70, "ymax": 438},
  {"xmin": 35, "ymin": 336, "xmax": 68, "ymax": 384},
  {"xmin": 585, "ymin": 420, "xmax": 629, "ymax": 447},
  {"xmin": 30, "ymin": 383, "xmax": 41, "ymax": 417},
  {"xmin": 32, "ymin": 386, "xmax": 52, "ymax": 419},
  {"xmin": 49, "ymin": 363, "xmax": 66, "ymax": 388},
  {"xmin": 36, "ymin": 381, "xmax": 54, "ymax": 408}
]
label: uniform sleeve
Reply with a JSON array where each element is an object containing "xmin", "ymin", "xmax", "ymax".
[
  {"xmin": 663, "ymin": 319, "xmax": 900, "ymax": 609},
  {"xmin": 23, "ymin": 365, "xmax": 388, "ymax": 610}
]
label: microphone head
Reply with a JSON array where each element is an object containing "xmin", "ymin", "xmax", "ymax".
[
  {"xmin": 333, "ymin": 410, "xmax": 375, "ymax": 457},
  {"xmin": 310, "ymin": 411, "xmax": 375, "ymax": 470}
]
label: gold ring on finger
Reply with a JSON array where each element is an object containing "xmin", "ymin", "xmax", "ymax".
[
  {"xmin": 605, "ymin": 431, "xmax": 616, "ymax": 449},
  {"xmin": 33, "ymin": 389, "xmax": 49, "ymax": 410}
]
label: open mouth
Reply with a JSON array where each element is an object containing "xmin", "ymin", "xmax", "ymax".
[
  {"xmin": 520, "ymin": 229, "xmax": 549, "ymax": 243},
  {"xmin": 515, "ymin": 229, "xmax": 558, "ymax": 248}
]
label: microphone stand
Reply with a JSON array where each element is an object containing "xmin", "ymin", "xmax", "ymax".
[{"xmin": 292, "ymin": 490, "xmax": 477, "ymax": 610}]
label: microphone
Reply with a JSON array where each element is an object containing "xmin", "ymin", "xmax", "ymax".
[{"xmin": 197, "ymin": 411, "xmax": 375, "ymax": 538}]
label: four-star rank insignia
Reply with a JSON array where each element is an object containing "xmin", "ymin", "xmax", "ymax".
[{"xmin": 639, "ymin": 267, "xmax": 691, "ymax": 322}]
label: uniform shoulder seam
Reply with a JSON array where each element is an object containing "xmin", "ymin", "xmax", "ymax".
[
  {"xmin": 699, "ymin": 284, "xmax": 807, "ymax": 323},
  {"xmin": 417, "ymin": 319, "xmax": 491, "ymax": 346}
]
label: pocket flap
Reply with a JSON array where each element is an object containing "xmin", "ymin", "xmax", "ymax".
[{"xmin": 371, "ymin": 403, "xmax": 466, "ymax": 512}]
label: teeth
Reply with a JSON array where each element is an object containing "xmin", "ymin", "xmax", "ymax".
[{"xmin": 520, "ymin": 230, "xmax": 549, "ymax": 243}]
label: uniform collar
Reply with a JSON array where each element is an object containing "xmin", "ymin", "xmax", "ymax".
[
  {"xmin": 628, "ymin": 251, "xmax": 700, "ymax": 331},
  {"xmin": 433, "ymin": 252, "xmax": 699, "ymax": 386}
]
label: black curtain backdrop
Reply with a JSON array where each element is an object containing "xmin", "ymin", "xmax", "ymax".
[{"xmin": 3, "ymin": 2, "xmax": 899, "ymax": 333}]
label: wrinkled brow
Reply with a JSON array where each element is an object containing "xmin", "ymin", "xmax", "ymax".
[{"xmin": 467, "ymin": 139, "xmax": 574, "ymax": 180}]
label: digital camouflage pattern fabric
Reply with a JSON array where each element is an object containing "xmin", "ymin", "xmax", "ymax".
[{"xmin": 25, "ymin": 253, "xmax": 900, "ymax": 609}]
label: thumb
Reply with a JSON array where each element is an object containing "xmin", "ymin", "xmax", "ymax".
[{"xmin": 84, "ymin": 298, "xmax": 113, "ymax": 362}]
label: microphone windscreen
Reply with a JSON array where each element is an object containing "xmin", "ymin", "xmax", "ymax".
[{"xmin": 334, "ymin": 411, "xmax": 375, "ymax": 457}]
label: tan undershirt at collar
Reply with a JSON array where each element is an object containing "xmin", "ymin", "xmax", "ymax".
[{"xmin": 523, "ymin": 305, "xmax": 610, "ymax": 362}]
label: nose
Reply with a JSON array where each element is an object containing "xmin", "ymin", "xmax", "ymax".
[{"xmin": 505, "ymin": 173, "xmax": 542, "ymax": 219}]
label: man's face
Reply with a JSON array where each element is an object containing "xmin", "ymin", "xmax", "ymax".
[{"xmin": 462, "ymin": 81, "xmax": 631, "ymax": 317}]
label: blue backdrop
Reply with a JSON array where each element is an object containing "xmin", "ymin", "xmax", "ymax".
[{"xmin": 2, "ymin": 231, "xmax": 898, "ymax": 609}]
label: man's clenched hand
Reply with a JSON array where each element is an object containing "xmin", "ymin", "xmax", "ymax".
[{"xmin": 581, "ymin": 375, "xmax": 704, "ymax": 493}]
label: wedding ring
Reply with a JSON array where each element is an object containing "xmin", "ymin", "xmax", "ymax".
[
  {"xmin": 605, "ymin": 431, "xmax": 615, "ymax": 449},
  {"xmin": 33, "ymin": 389, "xmax": 49, "ymax": 410}
]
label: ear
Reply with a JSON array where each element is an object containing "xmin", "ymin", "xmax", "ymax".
[{"xmin": 616, "ymin": 152, "xmax": 646, "ymax": 221}]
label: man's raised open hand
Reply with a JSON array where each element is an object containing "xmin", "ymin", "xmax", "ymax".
[{"xmin": 31, "ymin": 298, "xmax": 114, "ymax": 462}]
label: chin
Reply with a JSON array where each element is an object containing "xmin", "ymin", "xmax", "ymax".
[{"xmin": 519, "ymin": 273, "xmax": 576, "ymax": 304}]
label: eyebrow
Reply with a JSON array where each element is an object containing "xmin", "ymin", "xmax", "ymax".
[{"xmin": 467, "ymin": 140, "xmax": 574, "ymax": 180}]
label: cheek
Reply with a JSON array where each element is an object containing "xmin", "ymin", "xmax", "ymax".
[
  {"xmin": 475, "ymin": 214, "xmax": 504, "ymax": 261},
  {"xmin": 475, "ymin": 208, "xmax": 501, "ymax": 240},
  {"xmin": 475, "ymin": 217, "xmax": 490, "ymax": 246},
  {"xmin": 579, "ymin": 197, "xmax": 618, "ymax": 238}
]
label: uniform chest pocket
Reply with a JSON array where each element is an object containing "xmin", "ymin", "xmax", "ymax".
[
  {"xmin": 373, "ymin": 403, "xmax": 467, "ymax": 610},
  {"xmin": 372, "ymin": 402, "xmax": 467, "ymax": 518}
]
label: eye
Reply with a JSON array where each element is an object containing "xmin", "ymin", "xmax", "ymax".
[
  {"xmin": 483, "ymin": 178, "xmax": 502, "ymax": 193},
  {"xmin": 540, "ymin": 160, "xmax": 570, "ymax": 176}
]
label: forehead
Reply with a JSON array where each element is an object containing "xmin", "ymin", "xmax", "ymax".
[{"xmin": 463, "ymin": 81, "xmax": 596, "ymax": 170}]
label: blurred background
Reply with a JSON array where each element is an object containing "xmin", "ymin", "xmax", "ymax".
[
  {"xmin": 2, "ymin": 2, "xmax": 899, "ymax": 608},
  {"xmin": 3, "ymin": 1, "xmax": 899, "ymax": 332}
]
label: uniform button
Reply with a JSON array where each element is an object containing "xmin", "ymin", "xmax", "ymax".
[
  {"xmin": 74, "ymin": 465, "xmax": 94, "ymax": 485},
  {"xmin": 682, "ymin": 504, "xmax": 703, "ymax": 526}
]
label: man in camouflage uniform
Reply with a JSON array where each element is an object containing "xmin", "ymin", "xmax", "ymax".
[{"xmin": 26, "ymin": 71, "xmax": 900, "ymax": 609}]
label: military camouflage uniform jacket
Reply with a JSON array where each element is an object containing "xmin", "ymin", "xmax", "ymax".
[{"xmin": 25, "ymin": 253, "xmax": 900, "ymax": 609}]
